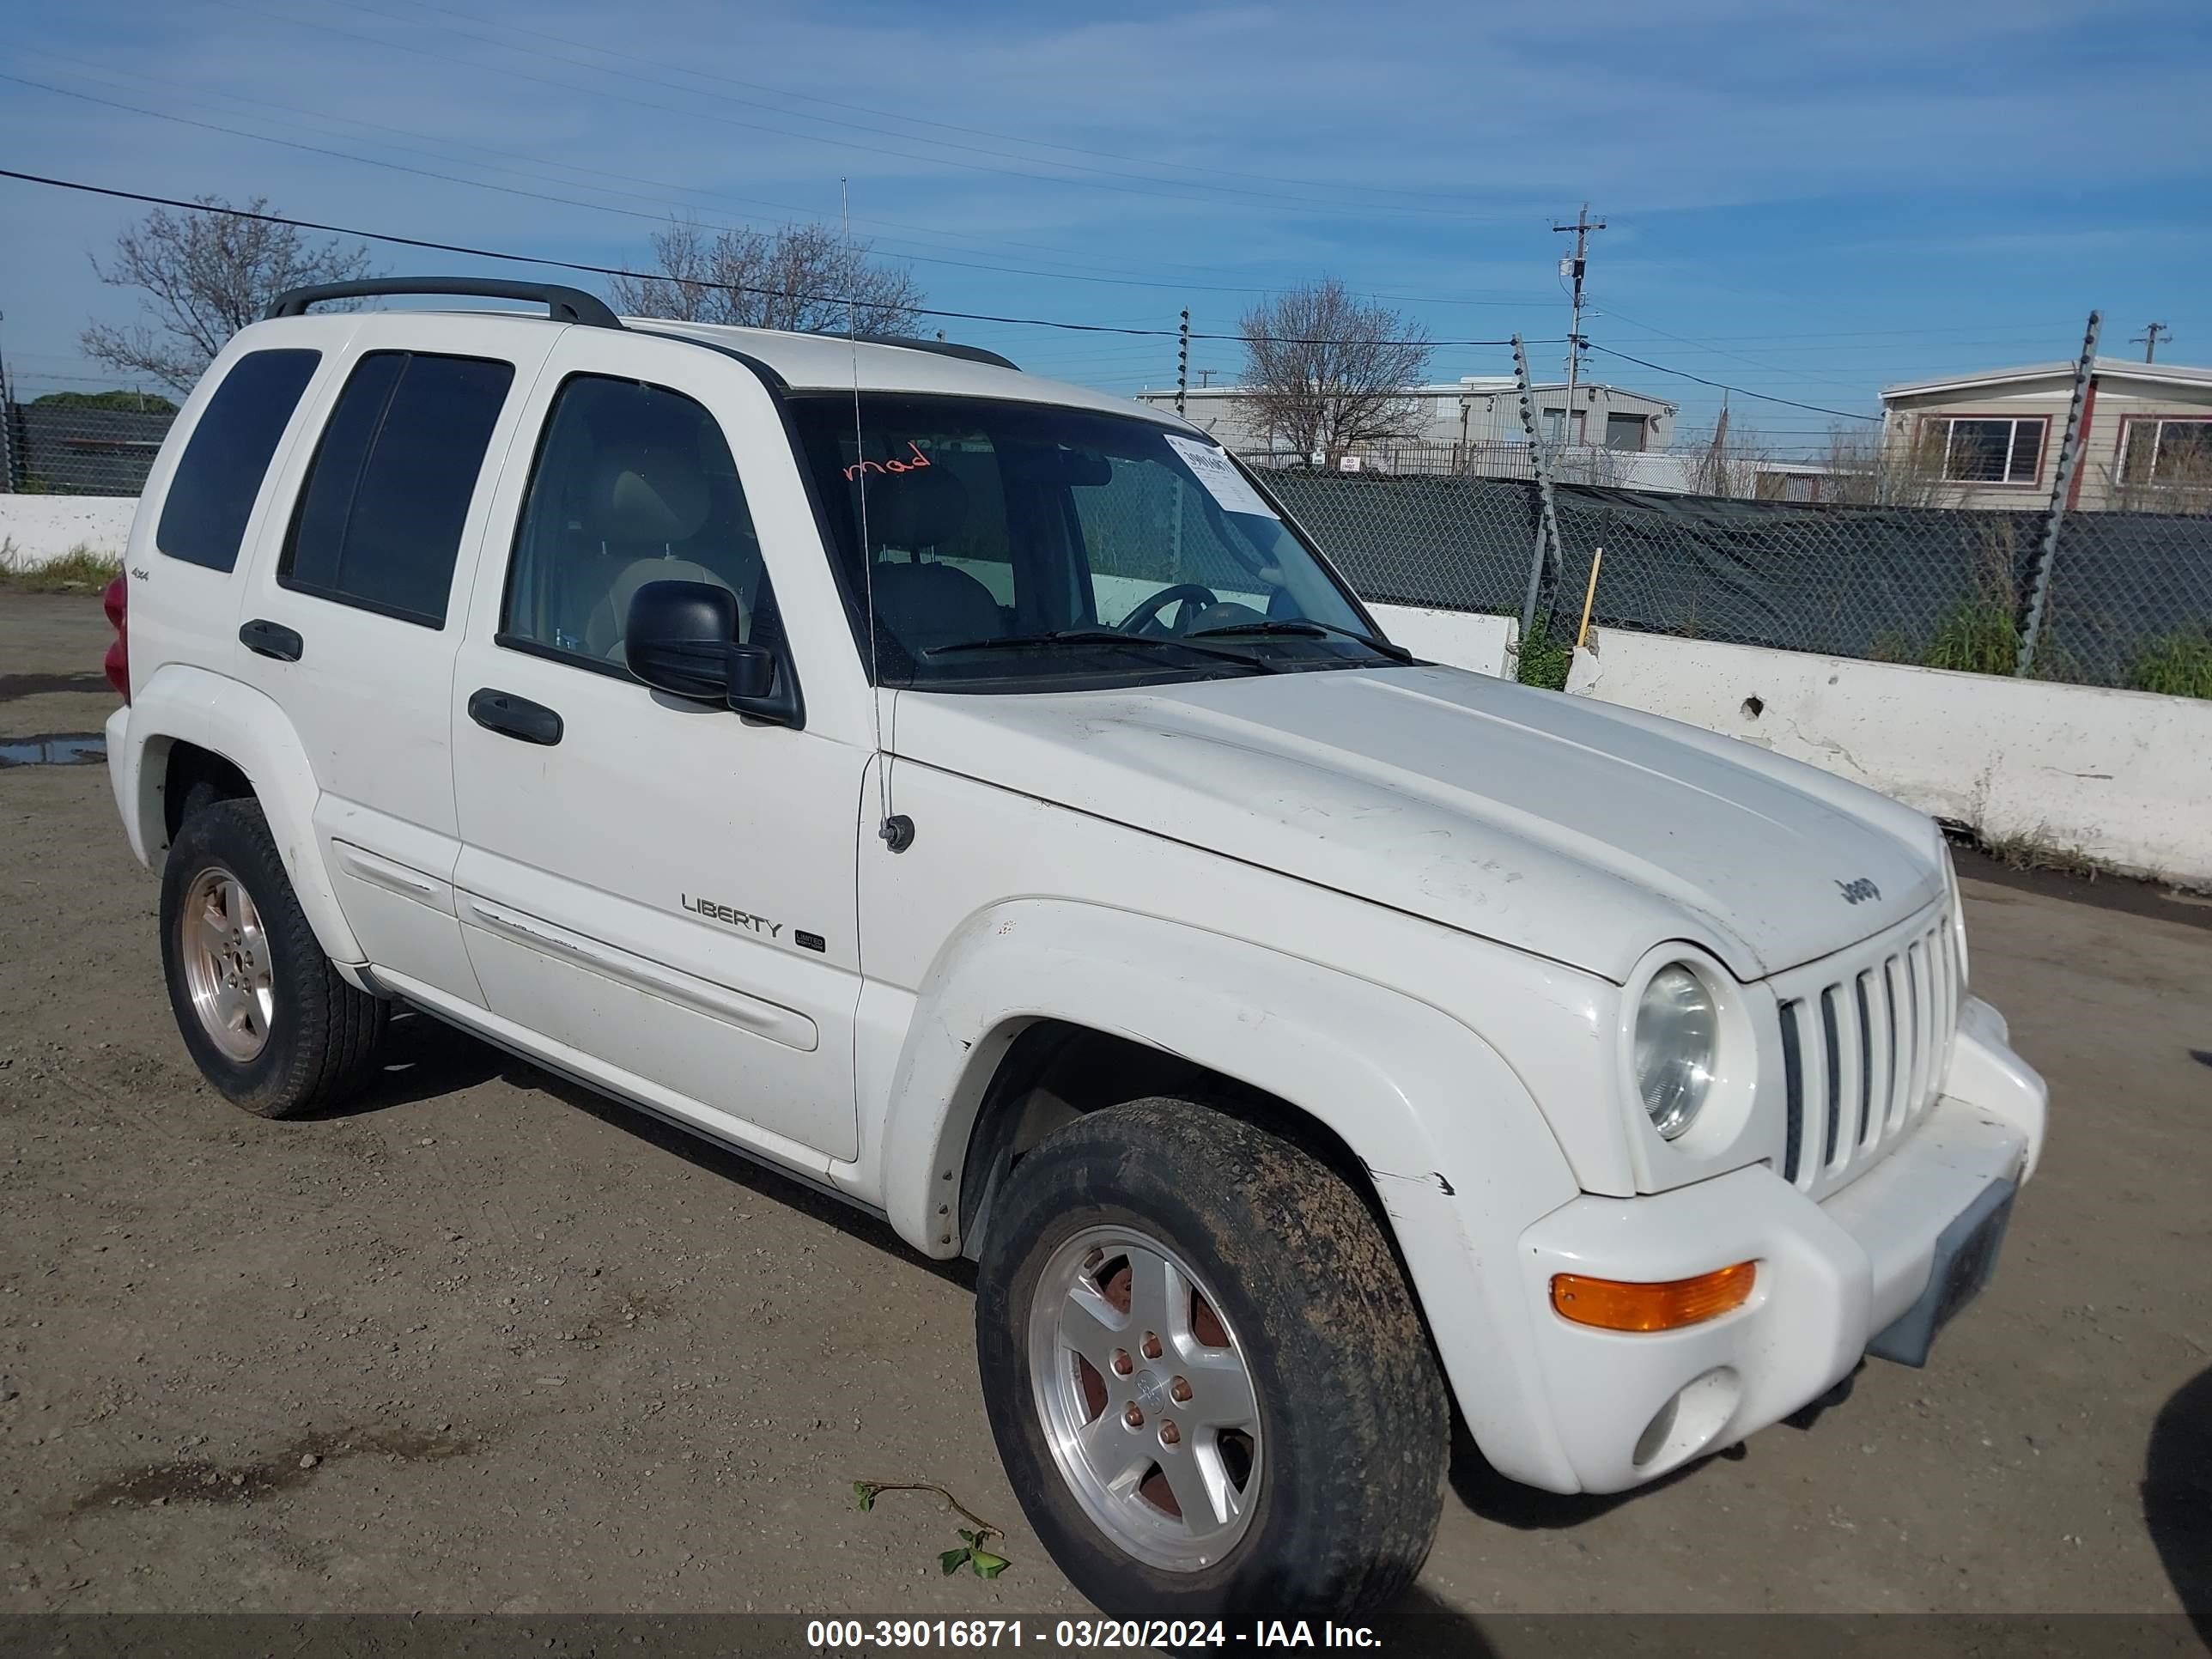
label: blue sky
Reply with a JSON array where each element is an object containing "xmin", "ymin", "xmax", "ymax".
[{"xmin": 3, "ymin": 0, "xmax": 2209, "ymax": 456}]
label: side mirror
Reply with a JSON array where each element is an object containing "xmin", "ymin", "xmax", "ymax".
[{"xmin": 624, "ymin": 580, "xmax": 803, "ymax": 727}]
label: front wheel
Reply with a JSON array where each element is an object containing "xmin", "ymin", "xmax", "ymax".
[{"xmin": 975, "ymin": 1098, "xmax": 1448, "ymax": 1617}]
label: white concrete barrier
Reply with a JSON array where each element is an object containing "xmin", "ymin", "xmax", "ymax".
[
  {"xmin": 1369, "ymin": 604, "xmax": 1516, "ymax": 678},
  {"xmin": 0, "ymin": 495, "xmax": 139, "ymax": 568},
  {"xmin": 1566, "ymin": 629, "xmax": 2212, "ymax": 887}
]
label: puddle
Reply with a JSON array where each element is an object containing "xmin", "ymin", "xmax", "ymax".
[
  {"xmin": 0, "ymin": 672, "xmax": 107, "ymax": 702},
  {"xmin": 0, "ymin": 732, "xmax": 106, "ymax": 767}
]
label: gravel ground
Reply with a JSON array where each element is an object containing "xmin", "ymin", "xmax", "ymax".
[{"xmin": 1, "ymin": 592, "xmax": 2206, "ymax": 1632}]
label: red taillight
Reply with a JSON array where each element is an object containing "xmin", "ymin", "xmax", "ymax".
[{"xmin": 102, "ymin": 573, "xmax": 130, "ymax": 703}]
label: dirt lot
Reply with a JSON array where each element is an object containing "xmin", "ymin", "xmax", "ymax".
[{"xmin": 2, "ymin": 591, "xmax": 2207, "ymax": 1629}]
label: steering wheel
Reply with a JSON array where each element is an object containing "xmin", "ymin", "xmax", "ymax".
[{"xmin": 1116, "ymin": 583, "xmax": 1219, "ymax": 635}]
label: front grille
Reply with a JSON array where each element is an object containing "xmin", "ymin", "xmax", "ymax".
[{"xmin": 1777, "ymin": 908, "xmax": 1960, "ymax": 1196}]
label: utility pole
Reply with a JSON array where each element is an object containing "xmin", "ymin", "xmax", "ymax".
[
  {"xmin": 1176, "ymin": 309, "xmax": 1190, "ymax": 416},
  {"xmin": 1552, "ymin": 204, "xmax": 1605, "ymax": 447},
  {"xmin": 2130, "ymin": 322, "xmax": 2170, "ymax": 363}
]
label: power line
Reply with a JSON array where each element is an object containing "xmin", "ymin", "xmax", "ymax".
[
  {"xmin": 1581, "ymin": 344, "xmax": 1880, "ymax": 421},
  {"xmin": 3, "ymin": 69, "xmax": 1553, "ymax": 310},
  {"xmin": 22, "ymin": 41, "xmax": 1547, "ymax": 302},
  {"xmin": 382, "ymin": 0, "xmax": 1495, "ymax": 211},
  {"xmin": 209, "ymin": 0, "xmax": 1509, "ymax": 227},
  {"xmin": 0, "ymin": 73, "xmax": 1383, "ymax": 302},
  {"xmin": 0, "ymin": 167, "xmax": 1558, "ymax": 349},
  {"xmin": 343, "ymin": 0, "xmax": 1474, "ymax": 217},
  {"xmin": 12, "ymin": 43, "xmax": 1275, "ymax": 293},
  {"xmin": 1591, "ymin": 302, "xmax": 1875, "ymax": 395}
]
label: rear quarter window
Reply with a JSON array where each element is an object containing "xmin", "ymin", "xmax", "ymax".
[
  {"xmin": 278, "ymin": 350, "xmax": 515, "ymax": 627},
  {"xmin": 154, "ymin": 349, "xmax": 322, "ymax": 573}
]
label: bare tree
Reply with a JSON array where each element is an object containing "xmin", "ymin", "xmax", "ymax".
[
  {"xmin": 1558, "ymin": 443, "xmax": 1634, "ymax": 489},
  {"xmin": 1820, "ymin": 420, "xmax": 1953, "ymax": 507},
  {"xmin": 609, "ymin": 220, "xmax": 924, "ymax": 336},
  {"xmin": 81, "ymin": 198, "xmax": 373, "ymax": 393},
  {"xmin": 1237, "ymin": 279, "xmax": 1431, "ymax": 465},
  {"xmin": 1679, "ymin": 407, "xmax": 1770, "ymax": 498}
]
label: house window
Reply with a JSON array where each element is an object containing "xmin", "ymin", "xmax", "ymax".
[
  {"xmin": 2118, "ymin": 416, "xmax": 2212, "ymax": 485},
  {"xmin": 1939, "ymin": 416, "xmax": 2046, "ymax": 486},
  {"xmin": 1541, "ymin": 408, "xmax": 1586, "ymax": 445},
  {"xmin": 1604, "ymin": 412, "xmax": 1648, "ymax": 452}
]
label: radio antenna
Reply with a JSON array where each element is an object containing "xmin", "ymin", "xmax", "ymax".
[{"xmin": 844, "ymin": 178, "xmax": 899, "ymax": 847}]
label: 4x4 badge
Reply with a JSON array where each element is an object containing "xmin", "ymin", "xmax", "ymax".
[{"xmin": 1836, "ymin": 878, "xmax": 1881, "ymax": 904}]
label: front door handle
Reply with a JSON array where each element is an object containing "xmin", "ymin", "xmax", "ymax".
[
  {"xmin": 468, "ymin": 687, "xmax": 563, "ymax": 746},
  {"xmin": 239, "ymin": 617, "xmax": 303, "ymax": 661}
]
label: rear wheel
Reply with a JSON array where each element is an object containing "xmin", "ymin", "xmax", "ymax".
[
  {"xmin": 160, "ymin": 796, "xmax": 387, "ymax": 1117},
  {"xmin": 975, "ymin": 1097, "xmax": 1448, "ymax": 1617}
]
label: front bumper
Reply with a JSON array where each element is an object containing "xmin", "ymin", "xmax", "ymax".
[{"xmin": 1512, "ymin": 995, "xmax": 2045, "ymax": 1494}]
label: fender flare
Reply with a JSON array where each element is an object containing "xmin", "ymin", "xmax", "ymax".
[
  {"xmin": 876, "ymin": 896, "xmax": 1585, "ymax": 1491},
  {"xmin": 120, "ymin": 663, "xmax": 364, "ymax": 965}
]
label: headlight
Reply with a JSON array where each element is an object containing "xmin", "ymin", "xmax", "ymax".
[{"xmin": 1634, "ymin": 964, "xmax": 1719, "ymax": 1139}]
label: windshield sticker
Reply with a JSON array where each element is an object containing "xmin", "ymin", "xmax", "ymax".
[{"xmin": 1164, "ymin": 434, "xmax": 1278, "ymax": 520}]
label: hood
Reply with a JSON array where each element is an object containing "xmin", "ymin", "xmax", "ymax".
[{"xmin": 890, "ymin": 664, "xmax": 1943, "ymax": 983}]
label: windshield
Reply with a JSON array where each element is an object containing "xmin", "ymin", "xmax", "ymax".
[{"xmin": 787, "ymin": 394, "xmax": 1397, "ymax": 689}]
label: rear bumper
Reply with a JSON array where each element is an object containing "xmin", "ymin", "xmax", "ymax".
[{"xmin": 1509, "ymin": 994, "xmax": 2044, "ymax": 1493}]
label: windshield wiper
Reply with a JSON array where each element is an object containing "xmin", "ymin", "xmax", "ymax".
[
  {"xmin": 1186, "ymin": 618, "xmax": 1415, "ymax": 662},
  {"xmin": 924, "ymin": 629, "xmax": 1279, "ymax": 671}
]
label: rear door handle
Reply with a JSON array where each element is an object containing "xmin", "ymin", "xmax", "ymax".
[
  {"xmin": 239, "ymin": 618, "xmax": 303, "ymax": 661},
  {"xmin": 468, "ymin": 687, "xmax": 563, "ymax": 746}
]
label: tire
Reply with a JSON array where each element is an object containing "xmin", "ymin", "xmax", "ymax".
[
  {"xmin": 159, "ymin": 795, "xmax": 387, "ymax": 1117},
  {"xmin": 975, "ymin": 1097, "xmax": 1449, "ymax": 1618}
]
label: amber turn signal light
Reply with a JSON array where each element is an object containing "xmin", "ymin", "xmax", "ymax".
[{"xmin": 1550, "ymin": 1261, "xmax": 1757, "ymax": 1332}]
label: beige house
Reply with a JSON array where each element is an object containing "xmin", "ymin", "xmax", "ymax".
[{"xmin": 1881, "ymin": 357, "xmax": 2212, "ymax": 512}]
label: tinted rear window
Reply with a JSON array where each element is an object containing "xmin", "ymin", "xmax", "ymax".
[
  {"xmin": 154, "ymin": 349, "xmax": 321, "ymax": 572},
  {"xmin": 279, "ymin": 351, "xmax": 514, "ymax": 627}
]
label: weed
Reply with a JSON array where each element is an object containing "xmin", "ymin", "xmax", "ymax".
[
  {"xmin": 1515, "ymin": 615, "xmax": 1573, "ymax": 690},
  {"xmin": 1923, "ymin": 596, "xmax": 2018, "ymax": 676},
  {"xmin": 1867, "ymin": 629, "xmax": 1917, "ymax": 665},
  {"xmin": 1980, "ymin": 830, "xmax": 2112, "ymax": 882},
  {"xmin": 2127, "ymin": 627, "xmax": 2212, "ymax": 700},
  {"xmin": 853, "ymin": 1480, "xmax": 1010, "ymax": 1580},
  {"xmin": 1917, "ymin": 517, "xmax": 2028, "ymax": 676},
  {"xmin": 0, "ymin": 544, "xmax": 123, "ymax": 593}
]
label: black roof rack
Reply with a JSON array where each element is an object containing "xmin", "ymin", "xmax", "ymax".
[
  {"xmin": 264, "ymin": 277, "xmax": 622, "ymax": 329},
  {"xmin": 823, "ymin": 332, "xmax": 1018, "ymax": 372}
]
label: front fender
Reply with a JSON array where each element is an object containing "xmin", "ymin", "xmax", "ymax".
[
  {"xmin": 116, "ymin": 664, "xmax": 363, "ymax": 965},
  {"xmin": 878, "ymin": 897, "xmax": 1586, "ymax": 1491}
]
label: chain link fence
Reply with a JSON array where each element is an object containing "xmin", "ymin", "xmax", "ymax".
[
  {"xmin": 1243, "ymin": 453, "xmax": 2212, "ymax": 696},
  {"xmin": 3, "ymin": 387, "xmax": 2205, "ymax": 696},
  {"xmin": 2, "ymin": 400, "xmax": 176, "ymax": 496}
]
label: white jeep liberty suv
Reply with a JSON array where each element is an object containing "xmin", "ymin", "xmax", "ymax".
[{"xmin": 101, "ymin": 277, "xmax": 2047, "ymax": 1618}]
